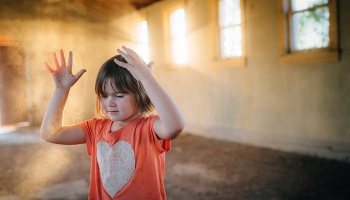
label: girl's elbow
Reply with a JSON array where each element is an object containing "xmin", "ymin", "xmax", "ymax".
[
  {"xmin": 178, "ymin": 122, "xmax": 185, "ymax": 135},
  {"xmin": 179, "ymin": 118, "xmax": 185, "ymax": 132},
  {"xmin": 40, "ymin": 129, "xmax": 58, "ymax": 143},
  {"xmin": 172, "ymin": 130, "xmax": 183, "ymax": 140},
  {"xmin": 40, "ymin": 131, "xmax": 51, "ymax": 142},
  {"xmin": 169, "ymin": 121, "xmax": 185, "ymax": 139},
  {"xmin": 175, "ymin": 116, "xmax": 185, "ymax": 130}
]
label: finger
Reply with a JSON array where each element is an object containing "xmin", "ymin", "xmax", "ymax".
[
  {"xmin": 123, "ymin": 46, "xmax": 139, "ymax": 59},
  {"xmin": 45, "ymin": 62, "xmax": 55, "ymax": 73},
  {"xmin": 53, "ymin": 52, "xmax": 60, "ymax": 70},
  {"xmin": 60, "ymin": 49, "xmax": 66, "ymax": 67},
  {"xmin": 67, "ymin": 51, "xmax": 73, "ymax": 69},
  {"xmin": 114, "ymin": 58, "xmax": 128, "ymax": 69},
  {"xmin": 125, "ymin": 47, "xmax": 141, "ymax": 58},
  {"xmin": 148, "ymin": 61, "xmax": 155, "ymax": 70},
  {"xmin": 117, "ymin": 49, "xmax": 132, "ymax": 64},
  {"xmin": 73, "ymin": 69, "xmax": 86, "ymax": 82}
]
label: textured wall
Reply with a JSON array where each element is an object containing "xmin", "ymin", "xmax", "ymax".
[
  {"xmin": 0, "ymin": 0, "xmax": 118, "ymax": 125},
  {"xmin": 136, "ymin": 0, "xmax": 350, "ymax": 161}
]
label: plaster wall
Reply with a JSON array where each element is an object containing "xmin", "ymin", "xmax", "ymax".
[
  {"xmin": 124, "ymin": 0, "xmax": 350, "ymax": 161},
  {"xmin": 0, "ymin": 19, "xmax": 117, "ymax": 125}
]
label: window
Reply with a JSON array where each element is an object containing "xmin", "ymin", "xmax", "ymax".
[
  {"xmin": 208, "ymin": 0, "xmax": 246, "ymax": 67},
  {"xmin": 218, "ymin": 0, "xmax": 243, "ymax": 58},
  {"xmin": 136, "ymin": 20, "xmax": 150, "ymax": 63},
  {"xmin": 163, "ymin": 0, "xmax": 187, "ymax": 68},
  {"xmin": 278, "ymin": 0, "xmax": 339, "ymax": 65},
  {"xmin": 169, "ymin": 8, "xmax": 187, "ymax": 65}
]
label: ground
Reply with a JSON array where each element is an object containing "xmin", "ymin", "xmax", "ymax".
[{"xmin": 0, "ymin": 127, "xmax": 349, "ymax": 200}]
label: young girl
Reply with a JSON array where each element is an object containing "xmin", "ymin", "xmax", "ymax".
[{"xmin": 40, "ymin": 46, "xmax": 185, "ymax": 200}]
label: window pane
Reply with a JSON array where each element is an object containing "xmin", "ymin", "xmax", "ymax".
[
  {"xmin": 170, "ymin": 8, "xmax": 187, "ymax": 64},
  {"xmin": 136, "ymin": 20, "xmax": 149, "ymax": 63},
  {"xmin": 220, "ymin": 25, "xmax": 242, "ymax": 58},
  {"xmin": 170, "ymin": 9, "xmax": 185, "ymax": 37},
  {"xmin": 171, "ymin": 37, "xmax": 187, "ymax": 64},
  {"xmin": 291, "ymin": 7, "xmax": 330, "ymax": 50},
  {"xmin": 219, "ymin": 0, "xmax": 241, "ymax": 26},
  {"xmin": 137, "ymin": 21, "xmax": 148, "ymax": 45},
  {"xmin": 292, "ymin": 0, "xmax": 328, "ymax": 11}
]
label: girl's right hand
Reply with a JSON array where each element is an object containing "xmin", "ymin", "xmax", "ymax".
[{"xmin": 45, "ymin": 49, "xmax": 86, "ymax": 90}]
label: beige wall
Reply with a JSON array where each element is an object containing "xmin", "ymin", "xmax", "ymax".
[
  {"xmin": 0, "ymin": 18, "xmax": 117, "ymax": 125},
  {"xmin": 129, "ymin": 0, "xmax": 350, "ymax": 161},
  {"xmin": 0, "ymin": 0, "xmax": 349, "ymax": 161}
]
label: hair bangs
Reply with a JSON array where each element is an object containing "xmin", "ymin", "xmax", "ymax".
[{"xmin": 94, "ymin": 54, "xmax": 154, "ymax": 118}]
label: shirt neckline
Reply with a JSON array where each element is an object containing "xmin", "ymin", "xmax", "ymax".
[{"xmin": 107, "ymin": 115, "xmax": 143, "ymax": 133}]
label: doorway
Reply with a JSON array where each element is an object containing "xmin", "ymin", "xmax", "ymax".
[{"xmin": 0, "ymin": 46, "xmax": 29, "ymax": 126}]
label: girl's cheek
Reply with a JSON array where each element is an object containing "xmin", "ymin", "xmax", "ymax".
[{"xmin": 101, "ymin": 100, "xmax": 107, "ymax": 109}]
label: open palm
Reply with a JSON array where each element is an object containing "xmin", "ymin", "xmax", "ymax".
[{"xmin": 45, "ymin": 49, "xmax": 86, "ymax": 90}]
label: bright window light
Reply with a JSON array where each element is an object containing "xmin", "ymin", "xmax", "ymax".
[
  {"xmin": 219, "ymin": 0, "xmax": 242, "ymax": 58},
  {"xmin": 137, "ymin": 20, "xmax": 150, "ymax": 63},
  {"xmin": 170, "ymin": 8, "xmax": 187, "ymax": 65},
  {"xmin": 291, "ymin": 0, "xmax": 330, "ymax": 50}
]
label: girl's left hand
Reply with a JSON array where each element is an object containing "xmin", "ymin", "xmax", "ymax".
[{"xmin": 114, "ymin": 46, "xmax": 154, "ymax": 81}]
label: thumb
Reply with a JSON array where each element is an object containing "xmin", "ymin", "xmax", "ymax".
[
  {"xmin": 74, "ymin": 69, "xmax": 86, "ymax": 82},
  {"xmin": 147, "ymin": 61, "xmax": 155, "ymax": 70}
]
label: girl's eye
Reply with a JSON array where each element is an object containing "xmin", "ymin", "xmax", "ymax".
[
  {"xmin": 100, "ymin": 94, "xmax": 107, "ymax": 99},
  {"xmin": 115, "ymin": 95, "xmax": 124, "ymax": 98}
]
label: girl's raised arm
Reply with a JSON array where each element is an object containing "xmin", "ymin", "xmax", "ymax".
[
  {"xmin": 40, "ymin": 49, "xmax": 86, "ymax": 145},
  {"xmin": 114, "ymin": 46, "xmax": 185, "ymax": 140}
]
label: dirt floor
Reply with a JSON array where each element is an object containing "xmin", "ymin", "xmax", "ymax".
[{"xmin": 0, "ymin": 126, "xmax": 350, "ymax": 200}]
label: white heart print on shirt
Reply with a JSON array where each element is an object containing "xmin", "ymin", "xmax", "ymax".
[{"xmin": 97, "ymin": 141, "xmax": 135, "ymax": 197}]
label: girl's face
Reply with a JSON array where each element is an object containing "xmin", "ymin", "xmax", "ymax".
[{"xmin": 100, "ymin": 79, "xmax": 139, "ymax": 124}]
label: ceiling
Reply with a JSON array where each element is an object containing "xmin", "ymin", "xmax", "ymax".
[
  {"xmin": 75, "ymin": 0, "xmax": 161, "ymax": 19},
  {"xmin": 0, "ymin": 0, "xmax": 161, "ymax": 21}
]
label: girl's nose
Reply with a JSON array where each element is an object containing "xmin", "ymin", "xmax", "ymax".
[{"xmin": 106, "ymin": 96, "xmax": 116, "ymax": 106}]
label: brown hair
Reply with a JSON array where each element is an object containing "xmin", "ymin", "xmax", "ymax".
[{"xmin": 94, "ymin": 55, "xmax": 154, "ymax": 118}]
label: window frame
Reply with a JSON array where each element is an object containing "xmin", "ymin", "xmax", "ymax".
[
  {"xmin": 208, "ymin": 0, "xmax": 246, "ymax": 68},
  {"xmin": 162, "ymin": 0, "xmax": 187, "ymax": 69},
  {"xmin": 278, "ymin": 0, "xmax": 339, "ymax": 65}
]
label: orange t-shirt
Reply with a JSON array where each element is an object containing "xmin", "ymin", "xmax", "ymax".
[{"xmin": 80, "ymin": 115, "xmax": 169, "ymax": 200}]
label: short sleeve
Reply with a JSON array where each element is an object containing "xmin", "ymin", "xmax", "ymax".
[{"xmin": 80, "ymin": 118, "xmax": 101, "ymax": 156}]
